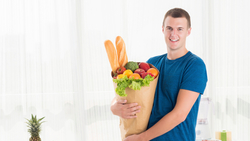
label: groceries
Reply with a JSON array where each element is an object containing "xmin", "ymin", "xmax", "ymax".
[
  {"xmin": 139, "ymin": 62, "xmax": 151, "ymax": 72},
  {"xmin": 113, "ymin": 61, "xmax": 158, "ymax": 97},
  {"xmin": 124, "ymin": 61, "xmax": 139, "ymax": 72},
  {"xmin": 104, "ymin": 36, "xmax": 159, "ymax": 97},
  {"xmin": 104, "ymin": 36, "xmax": 159, "ymax": 140},
  {"xmin": 104, "ymin": 40, "xmax": 120, "ymax": 73},
  {"xmin": 116, "ymin": 66, "xmax": 126, "ymax": 74},
  {"xmin": 115, "ymin": 36, "xmax": 128, "ymax": 67}
]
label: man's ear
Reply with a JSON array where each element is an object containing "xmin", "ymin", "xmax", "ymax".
[
  {"xmin": 162, "ymin": 26, "xmax": 164, "ymax": 33},
  {"xmin": 187, "ymin": 27, "xmax": 192, "ymax": 36}
]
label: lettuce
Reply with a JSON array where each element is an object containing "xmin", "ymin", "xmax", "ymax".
[
  {"xmin": 113, "ymin": 75, "xmax": 154, "ymax": 97},
  {"xmin": 129, "ymin": 81, "xmax": 141, "ymax": 90}
]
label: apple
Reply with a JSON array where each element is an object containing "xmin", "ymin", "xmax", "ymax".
[
  {"xmin": 134, "ymin": 68, "xmax": 145, "ymax": 76},
  {"xmin": 140, "ymin": 72, "xmax": 154, "ymax": 79},
  {"xmin": 140, "ymin": 72, "xmax": 148, "ymax": 79},
  {"xmin": 139, "ymin": 62, "xmax": 150, "ymax": 72}
]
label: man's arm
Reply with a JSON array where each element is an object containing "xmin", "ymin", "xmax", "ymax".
[
  {"xmin": 124, "ymin": 89, "xmax": 200, "ymax": 141},
  {"xmin": 141, "ymin": 89, "xmax": 199, "ymax": 140}
]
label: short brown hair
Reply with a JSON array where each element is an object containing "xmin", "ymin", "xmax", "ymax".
[{"xmin": 162, "ymin": 8, "xmax": 191, "ymax": 28}]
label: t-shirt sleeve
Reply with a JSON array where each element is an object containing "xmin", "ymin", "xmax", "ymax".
[
  {"xmin": 180, "ymin": 58, "xmax": 208, "ymax": 94},
  {"xmin": 146, "ymin": 57, "xmax": 154, "ymax": 64}
]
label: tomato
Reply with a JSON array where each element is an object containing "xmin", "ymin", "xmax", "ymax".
[
  {"xmin": 129, "ymin": 73, "xmax": 141, "ymax": 79},
  {"xmin": 147, "ymin": 68, "xmax": 158, "ymax": 78},
  {"xmin": 123, "ymin": 70, "xmax": 133, "ymax": 77},
  {"xmin": 116, "ymin": 66, "xmax": 126, "ymax": 74}
]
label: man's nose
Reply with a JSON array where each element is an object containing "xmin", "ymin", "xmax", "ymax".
[
  {"xmin": 171, "ymin": 30, "xmax": 176, "ymax": 36},
  {"xmin": 170, "ymin": 29, "xmax": 178, "ymax": 37}
]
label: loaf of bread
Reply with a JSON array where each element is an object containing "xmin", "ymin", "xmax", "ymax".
[
  {"xmin": 104, "ymin": 40, "xmax": 119, "ymax": 72},
  {"xmin": 115, "ymin": 36, "xmax": 128, "ymax": 67}
]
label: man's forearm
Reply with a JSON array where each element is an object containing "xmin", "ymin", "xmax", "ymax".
[
  {"xmin": 140, "ymin": 89, "xmax": 199, "ymax": 140},
  {"xmin": 140, "ymin": 110, "xmax": 185, "ymax": 140}
]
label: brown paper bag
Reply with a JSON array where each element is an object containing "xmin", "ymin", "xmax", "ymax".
[{"xmin": 112, "ymin": 64, "xmax": 159, "ymax": 140}]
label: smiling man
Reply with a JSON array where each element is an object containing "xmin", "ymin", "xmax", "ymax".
[{"xmin": 112, "ymin": 8, "xmax": 208, "ymax": 141}]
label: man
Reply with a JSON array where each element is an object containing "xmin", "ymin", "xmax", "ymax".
[{"xmin": 111, "ymin": 8, "xmax": 207, "ymax": 141}]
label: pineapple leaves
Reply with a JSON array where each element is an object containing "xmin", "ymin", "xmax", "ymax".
[
  {"xmin": 26, "ymin": 114, "xmax": 45, "ymax": 138},
  {"xmin": 38, "ymin": 117, "xmax": 45, "ymax": 122}
]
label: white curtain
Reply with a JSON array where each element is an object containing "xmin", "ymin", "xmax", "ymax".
[
  {"xmin": 0, "ymin": 0, "xmax": 249, "ymax": 141},
  {"xmin": 208, "ymin": 0, "xmax": 250, "ymax": 140},
  {"xmin": 0, "ymin": 0, "xmax": 85, "ymax": 140}
]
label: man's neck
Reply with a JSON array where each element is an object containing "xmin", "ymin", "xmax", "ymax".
[{"xmin": 167, "ymin": 48, "xmax": 188, "ymax": 60}]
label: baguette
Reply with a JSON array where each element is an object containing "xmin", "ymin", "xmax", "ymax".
[
  {"xmin": 115, "ymin": 36, "xmax": 128, "ymax": 67},
  {"xmin": 104, "ymin": 40, "xmax": 119, "ymax": 72}
]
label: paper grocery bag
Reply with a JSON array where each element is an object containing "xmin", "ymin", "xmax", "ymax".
[{"xmin": 112, "ymin": 64, "xmax": 159, "ymax": 140}]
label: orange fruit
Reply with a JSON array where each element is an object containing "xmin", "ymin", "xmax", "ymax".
[
  {"xmin": 147, "ymin": 68, "xmax": 158, "ymax": 78},
  {"xmin": 129, "ymin": 73, "xmax": 141, "ymax": 79},
  {"xmin": 123, "ymin": 70, "xmax": 133, "ymax": 77},
  {"xmin": 117, "ymin": 74, "xmax": 126, "ymax": 79}
]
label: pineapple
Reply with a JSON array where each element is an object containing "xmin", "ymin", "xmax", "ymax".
[{"xmin": 26, "ymin": 114, "xmax": 45, "ymax": 141}]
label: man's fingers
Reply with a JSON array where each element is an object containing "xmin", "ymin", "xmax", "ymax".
[
  {"xmin": 126, "ymin": 106, "xmax": 141, "ymax": 117},
  {"xmin": 132, "ymin": 110, "xmax": 140, "ymax": 115},
  {"xmin": 116, "ymin": 101, "xmax": 141, "ymax": 119},
  {"xmin": 124, "ymin": 109, "xmax": 140, "ymax": 118},
  {"xmin": 129, "ymin": 105, "xmax": 141, "ymax": 112},
  {"xmin": 127, "ymin": 103, "xmax": 139, "ymax": 108}
]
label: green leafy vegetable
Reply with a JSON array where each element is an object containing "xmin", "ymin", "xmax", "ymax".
[
  {"xmin": 113, "ymin": 75, "xmax": 154, "ymax": 97},
  {"xmin": 129, "ymin": 81, "xmax": 141, "ymax": 90}
]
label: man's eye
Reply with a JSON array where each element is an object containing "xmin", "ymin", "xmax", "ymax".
[
  {"xmin": 178, "ymin": 28, "xmax": 183, "ymax": 31},
  {"xmin": 167, "ymin": 27, "xmax": 172, "ymax": 31}
]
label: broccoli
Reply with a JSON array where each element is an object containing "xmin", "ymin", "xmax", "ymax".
[{"xmin": 124, "ymin": 61, "xmax": 139, "ymax": 72}]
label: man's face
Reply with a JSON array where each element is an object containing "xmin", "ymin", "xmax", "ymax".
[{"xmin": 162, "ymin": 16, "xmax": 191, "ymax": 51}]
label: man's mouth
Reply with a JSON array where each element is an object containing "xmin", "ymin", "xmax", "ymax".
[{"xmin": 170, "ymin": 38, "xmax": 179, "ymax": 42}]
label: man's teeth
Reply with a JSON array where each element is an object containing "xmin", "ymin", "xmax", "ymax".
[{"xmin": 170, "ymin": 39, "xmax": 179, "ymax": 41}]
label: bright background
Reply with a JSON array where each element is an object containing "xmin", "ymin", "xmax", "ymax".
[{"xmin": 0, "ymin": 0, "xmax": 249, "ymax": 141}]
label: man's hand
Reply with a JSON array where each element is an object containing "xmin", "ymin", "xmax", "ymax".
[{"xmin": 110, "ymin": 99, "xmax": 141, "ymax": 119}]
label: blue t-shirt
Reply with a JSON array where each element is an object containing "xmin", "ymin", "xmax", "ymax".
[{"xmin": 146, "ymin": 51, "xmax": 207, "ymax": 141}]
